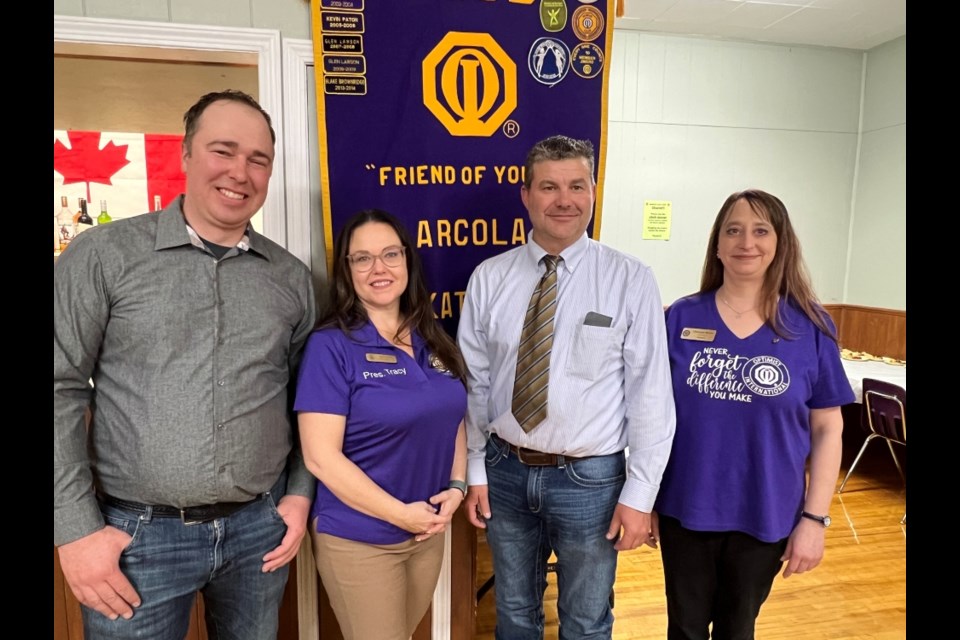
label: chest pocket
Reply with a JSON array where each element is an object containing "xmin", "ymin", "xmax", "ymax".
[{"xmin": 565, "ymin": 323, "xmax": 625, "ymax": 380}]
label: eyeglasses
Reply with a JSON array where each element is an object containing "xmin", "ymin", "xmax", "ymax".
[{"xmin": 346, "ymin": 246, "xmax": 406, "ymax": 272}]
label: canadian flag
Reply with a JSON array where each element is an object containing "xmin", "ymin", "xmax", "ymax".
[{"xmin": 53, "ymin": 130, "xmax": 186, "ymax": 221}]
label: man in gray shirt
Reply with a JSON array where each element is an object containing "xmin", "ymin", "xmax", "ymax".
[{"xmin": 54, "ymin": 90, "xmax": 317, "ymax": 639}]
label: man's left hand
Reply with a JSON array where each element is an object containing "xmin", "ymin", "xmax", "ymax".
[
  {"xmin": 262, "ymin": 494, "xmax": 311, "ymax": 573},
  {"xmin": 606, "ymin": 504, "xmax": 658, "ymax": 551}
]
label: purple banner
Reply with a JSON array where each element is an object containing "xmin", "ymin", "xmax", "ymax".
[{"xmin": 311, "ymin": 0, "xmax": 613, "ymax": 335}]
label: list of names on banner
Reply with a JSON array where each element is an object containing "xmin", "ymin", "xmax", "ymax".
[{"xmin": 320, "ymin": 0, "xmax": 367, "ymax": 95}]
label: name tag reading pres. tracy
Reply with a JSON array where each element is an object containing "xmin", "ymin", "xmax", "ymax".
[
  {"xmin": 365, "ymin": 353, "xmax": 398, "ymax": 364},
  {"xmin": 681, "ymin": 328, "xmax": 717, "ymax": 342}
]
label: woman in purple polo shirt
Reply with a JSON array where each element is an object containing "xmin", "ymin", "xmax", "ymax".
[
  {"xmin": 653, "ymin": 190, "xmax": 854, "ymax": 639},
  {"xmin": 294, "ymin": 209, "xmax": 467, "ymax": 640}
]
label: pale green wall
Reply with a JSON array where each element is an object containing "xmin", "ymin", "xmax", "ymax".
[
  {"xmin": 846, "ymin": 37, "xmax": 906, "ymax": 310},
  {"xmin": 600, "ymin": 31, "xmax": 905, "ymax": 311},
  {"xmin": 601, "ymin": 32, "xmax": 863, "ymax": 306}
]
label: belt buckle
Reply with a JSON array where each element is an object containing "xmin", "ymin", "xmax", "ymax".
[
  {"xmin": 180, "ymin": 509, "xmax": 204, "ymax": 526},
  {"xmin": 516, "ymin": 447, "xmax": 545, "ymax": 466}
]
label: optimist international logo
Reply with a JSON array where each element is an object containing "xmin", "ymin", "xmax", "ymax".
[
  {"xmin": 422, "ymin": 32, "xmax": 517, "ymax": 137},
  {"xmin": 741, "ymin": 356, "xmax": 791, "ymax": 397}
]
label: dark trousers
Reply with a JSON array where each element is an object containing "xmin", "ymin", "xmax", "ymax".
[{"xmin": 659, "ymin": 515, "xmax": 788, "ymax": 640}]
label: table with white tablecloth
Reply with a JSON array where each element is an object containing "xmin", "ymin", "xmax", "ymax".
[{"xmin": 840, "ymin": 359, "xmax": 907, "ymax": 400}]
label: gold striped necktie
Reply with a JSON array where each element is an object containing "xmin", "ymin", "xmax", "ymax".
[{"xmin": 512, "ymin": 254, "xmax": 561, "ymax": 433}]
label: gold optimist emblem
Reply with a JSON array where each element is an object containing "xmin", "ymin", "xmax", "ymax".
[
  {"xmin": 572, "ymin": 5, "xmax": 604, "ymax": 42},
  {"xmin": 422, "ymin": 32, "xmax": 518, "ymax": 137}
]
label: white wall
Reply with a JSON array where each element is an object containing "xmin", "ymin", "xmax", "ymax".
[
  {"xmin": 845, "ymin": 36, "xmax": 906, "ymax": 309},
  {"xmin": 600, "ymin": 31, "xmax": 865, "ymax": 306}
]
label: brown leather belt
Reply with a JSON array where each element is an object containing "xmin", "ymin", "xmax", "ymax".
[{"xmin": 492, "ymin": 434, "xmax": 587, "ymax": 467}]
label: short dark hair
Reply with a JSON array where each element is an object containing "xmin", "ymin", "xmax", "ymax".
[
  {"xmin": 320, "ymin": 209, "xmax": 467, "ymax": 383},
  {"xmin": 523, "ymin": 135, "xmax": 595, "ymax": 187},
  {"xmin": 182, "ymin": 90, "xmax": 276, "ymax": 154}
]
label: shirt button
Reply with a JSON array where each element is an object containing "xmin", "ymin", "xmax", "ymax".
[
  {"xmin": 217, "ymin": 423, "xmax": 224, "ymax": 431},
  {"xmin": 219, "ymin": 465, "xmax": 226, "ymax": 474},
  {"xmin": 217, "ymin": 380, "xmax": 225, "ymax": 386}
]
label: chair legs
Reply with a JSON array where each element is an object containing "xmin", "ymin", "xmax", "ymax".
[
  {"xmin": 885, "ymin": 439, "xmax": 906, "ymax": 483},
  {"xmin": 900, "ymin": 512, "xmax": 906, "ymax": 525},
  {"xmin": 838, "ymin": 433, "xmax": 906, "ymax": 494},
  {"xmin": 838, "ymin": 434, "xmax": 878, "ymax": 493}
]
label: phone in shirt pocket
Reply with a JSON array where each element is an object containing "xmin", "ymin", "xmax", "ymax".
[
  {"xmin": 566, "ymin": 312, "xmax": 623, "ymax": 379},
  {"xmin": 583, "ymin": 312, "xmax": 613, "ymax": 328}
]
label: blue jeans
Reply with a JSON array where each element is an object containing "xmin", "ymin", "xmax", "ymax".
[
  {"xmin": 484, "ymin": 436, "xmax": 625, "ymax": 640},
  {"xmin": 83, "ymin": 477, "xmax": 291, "ymax": 640}
]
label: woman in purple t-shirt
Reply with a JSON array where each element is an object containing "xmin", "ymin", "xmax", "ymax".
[
  {"xmin": 295, "ymin": 209, "xmax": 468, "ymax": 640},
  {"xmin": 653, "ymin": 190, "xmax": 854, "ymax": 639}
]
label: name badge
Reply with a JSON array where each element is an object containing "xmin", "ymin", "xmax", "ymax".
[
  {"xmin": 681, "ymin": 328, "xmax": 717, "ymax": 342},
  {"xmin": 366, "ymin": 353, "xmax": 398, "ymax": 363}
]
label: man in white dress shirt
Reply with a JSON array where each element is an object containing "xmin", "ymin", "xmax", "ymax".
[{"xmin": 459, "ymin": 135, "xmax": 676, "ymax": 639}]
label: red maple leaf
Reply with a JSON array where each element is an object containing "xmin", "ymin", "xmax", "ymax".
[{"xmin": 54, "ymin": 131, "xmax": 132, "ymax": 203}]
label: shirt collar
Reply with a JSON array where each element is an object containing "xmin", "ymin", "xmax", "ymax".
[
  {"xmin": 525, "ymin": 231, "xmax": 590, "ymax": 273},
  {"xmin": 184, "ymin": 224, "xmax": 253, "ymax": 255},
  {"xmin": 154, "ymin": 194, "xmax": 263, "ymax": 258}
]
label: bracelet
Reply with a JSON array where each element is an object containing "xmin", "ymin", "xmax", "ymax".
[{"xmin": 448, "ymin": 479, "xmax": 468, "ymax": 497}]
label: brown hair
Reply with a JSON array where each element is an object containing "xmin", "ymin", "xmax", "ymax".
[
  {"xmin": 320, "ymin": 209, "xmax": 467, "ymax": 383},
  {"xmin": 523, "ymin": 135, "xmax": 595, "ymax": 188},
  {"xmin": 182, "ymin": 90, "xmax": 276, "ymax": 155},
  {"xmin": 700, "ymin": 189, "xmax": 837, "ymax": 340}
]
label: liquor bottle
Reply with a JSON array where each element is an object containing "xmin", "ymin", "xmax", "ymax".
[
  {"xmin": 76, "ymin": 198, "xmax": 95, "ymax": 236},
  {"xmin": 153, "ymin": 195, "xmax": 163, "ymax": 212},
  {"xmin": 97, "ymin": 200, "xmax": 113, "ymax": 225},
  {"xmin": 57, "ymin": 195, "xmax": 74, "ymax": 253}
]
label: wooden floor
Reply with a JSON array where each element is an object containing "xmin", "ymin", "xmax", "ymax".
[{"xmin": 474, "ymin": 433, "xmax": 907, "ymax": 639}]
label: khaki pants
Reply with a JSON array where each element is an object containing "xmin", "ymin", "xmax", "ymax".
[{"xmin": 312, "ymin": 529, "xmax": 445, "ymax": 640}]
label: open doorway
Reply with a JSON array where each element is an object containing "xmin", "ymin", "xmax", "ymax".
[{"xmin": 53, "ymin": 15, "xmax": 287, "ymax": 244}]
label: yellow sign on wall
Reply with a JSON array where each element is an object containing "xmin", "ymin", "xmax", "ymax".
[{"xmin": 642, "ymin": 200, "xmax": 672, "ymax": 240}]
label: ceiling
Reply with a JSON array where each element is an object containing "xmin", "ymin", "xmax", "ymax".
[{"xmin": 614, "ymin": 0, "xmax": 906, "ymax": 51}]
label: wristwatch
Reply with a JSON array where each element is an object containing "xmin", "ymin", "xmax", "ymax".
[
  {"xmin": 448, "ymin": 479, "xmax": 468, "ymax": 497},
  {"xmin": 801, "ymin": 511, "xmax": 831, "ymax": 527}
]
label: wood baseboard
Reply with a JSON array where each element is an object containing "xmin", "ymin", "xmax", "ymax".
[{"xmin": 823, "ymin": 304, "xmax": 906, "ymax": 361}]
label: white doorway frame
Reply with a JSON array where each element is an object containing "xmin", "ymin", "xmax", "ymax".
[
  {"xmin": 280, "ymin": 39, "xmax": 316, "ymax": 270},
  {"xmin": 53, "ymin": 15, "xmax": 287, "ymax": 246}
]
